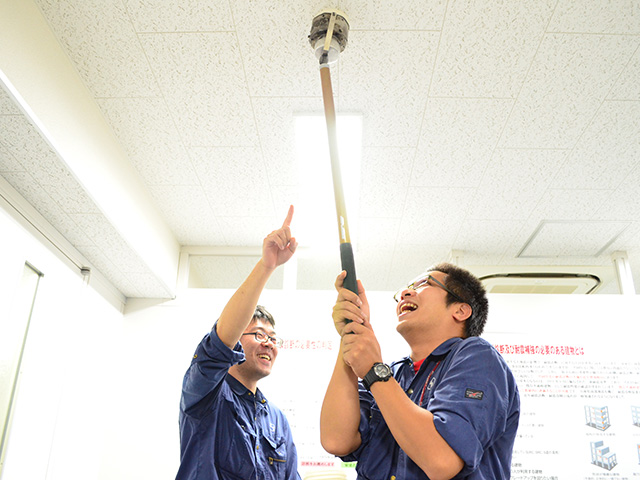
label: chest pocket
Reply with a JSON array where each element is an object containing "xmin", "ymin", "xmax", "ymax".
[
  {"xmin": 261, "ymin": 433, "xmax": 288, "ymax": 475},
  {"xmin": 216, "ymin": 389, "xmax": 288, "ymax": 479}
]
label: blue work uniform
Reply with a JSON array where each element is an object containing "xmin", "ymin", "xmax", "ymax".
[
  {"xmin": 342, "ymin": 337, "xmax": 520, "ymax": 479},
  {"xmin": 176, "ymin": 324, "xmax": 301, "ymax": 480}
]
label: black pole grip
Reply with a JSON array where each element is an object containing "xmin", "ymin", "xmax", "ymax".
[{"xmin": 340, "ymin": 242, "xmax": 358, "ymax": 294}]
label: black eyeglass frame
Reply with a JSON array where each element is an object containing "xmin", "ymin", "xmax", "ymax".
[
  {"xmin": 241, "ymin": 331, "xmax": 284, "ymax": 348},
  {"xmin": 393, "ymin": 273, "xmax": 468, "ymax": 307}
]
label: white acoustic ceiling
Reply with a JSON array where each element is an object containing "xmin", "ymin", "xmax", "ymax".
[{"xmin": 1, "ymin": 0, "xmax": 640, "ymax": 300}]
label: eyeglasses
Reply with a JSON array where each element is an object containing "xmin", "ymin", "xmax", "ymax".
[
  {"xmin": 393, "ymin": 273, "xmax": 467, "ymax": 305},
  {"xmin": 242, "ymin": 331, "xmax": 283, "ymax": 348}
]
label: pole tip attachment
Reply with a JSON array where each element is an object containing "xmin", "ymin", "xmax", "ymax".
[{"xmin": 308, "ymin": 9, "xmax": 350, "ymax": 65}]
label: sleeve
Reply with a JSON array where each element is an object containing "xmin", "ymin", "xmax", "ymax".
[
  {"xmin": 180, "ymin": 322, "xmax": 246, "ymax": 415},
  {"xmin": 339, "ymin": 382, "xmax": 376, "ymax": 462},
  {"xmin": 429, "ymin": 339, "xmax": 514, "ymax": 475}
]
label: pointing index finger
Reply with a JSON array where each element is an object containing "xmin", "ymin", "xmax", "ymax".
[{"xmin": 282, "ymin": 205, "xmax": 294, "ymax": 228}]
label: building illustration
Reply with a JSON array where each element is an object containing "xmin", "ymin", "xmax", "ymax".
[
  {"xmin": 590, "ymin": 441, "xmax": 617, "ymax": 470},
  {"xmin": 584, "ymin": 405, "xmax": 610, "ymax": 431},
  {"xmin": 632, "ymin": 406, "xmax": 640, "ymax": 427}
]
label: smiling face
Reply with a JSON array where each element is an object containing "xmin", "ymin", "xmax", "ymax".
[
  {"xmin": 395, "ymin": 271, "xmax": 461, "ymax": 340},
  {"xmin": 233, "ymin": 319, "xmax": 279, "ymax": 387}
]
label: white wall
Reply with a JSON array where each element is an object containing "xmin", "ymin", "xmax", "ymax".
[{"xmin": 0, "ymin": 207, "xmax": 123, "ymax": 480}]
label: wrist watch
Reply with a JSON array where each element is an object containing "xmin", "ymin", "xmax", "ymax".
[{"xmin": 362, "ymin": 362, "xmax": 392, "ymax": 390}]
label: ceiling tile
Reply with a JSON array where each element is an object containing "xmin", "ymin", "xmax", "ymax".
[
  {"xmin": 140, "ymin": 32, "xmax": 258, "ymax": 146},
  {"xmin": 548, "ymin": 0, "xmax": 640, "ymax": 34},
  {"xmin": 1, "ymin": 171, "xmax": 94, "ymax": 246},
  {"xmin": 98, "ymin": 98, "xmax": 200, "ymax": 186},
  {"xmin": 550, "ymin": 100, "xmax": 640, "ymax": 189},
  {"xmin": 77, "ymin": 245, "xmax": 142, "ymax": 297},
  {"xmin": 189, "ymin": 146, "xmax": 275, "ymax": 217},
  {"xmin": 0, "ymin": 116, "xmax": 60, "ymax": 173},
  {"xmin": 0, "ymin": 117, "xmax": 102, "ymax": 213},
  {"xmin": 147, "ymin": 185, "xmax": 225, "ymax": 245},
  {"xmin": 69, "ymin": 213, "xmax": 152, "ymax": 273},
  {"xmin": 231, "ymin": 0, "xmax": 326, "ymax": 97},
  {"xmin": 431, "ymin": 0, "xmax": 555, "ymax": 98},
  {"xmin": 468, "ymin": 149, "xmax": 567, "ymax": 220},
  {"xmin": 125, "ymin": 272, "xmax": 176, "ymax": 298},
  {"xmin": 398, "ymin": 187, "xmax": 475, "ymax": 244},
  {"xmin": 609, "ymin": 224, "xmax": 640, "ymax": 260},
  {"xmin": 359, "ymin": 147, "xmax": 414, "ymax": 217},
  {"xmin": 0, "ymin": 144, "xmax": 25, "ymax": 172},
  {"xmin": 560, "ymin": 222, "xmax": 630, "ymax": 256},
  {"xmin": 339, "ymin": 30, "xmax": 439, "ymax": 147},
  {"xmin": 35, "ymin": 0, "xmax": 158, "ymax": 97},
  {"xmin": 216, "ymin": 216, "xmax": 283, "ymax": 247},
  {"xmin": 123, "ymin": 0, "xmax": 233, "ymax": 32},
  {"xmin": 500, "ymin": 33, "xmax": 640, "ymax": 149},
  {"xmin": 592, "ymin": 165, "xmax": 640, "ymax": 221},
  {"xmin": 454, "ymin": 220, "xmax": 523, "ymax": 256},
  {"xmin": 0, "ymin": 86, "xmax": 22, "ymax": 115},
  {"xmin": 608, "ymin": 48, "xmax": 640, "ymax": 100},
  {"xmin": 411, "ymin": 98, "xmax": 513, "ymax": 187},
  {"xmin": 341, "ymin": 0, "xmax": 446, "ymax": 30},
  {"xmin": 43, "ymin": 180, "xmax": 102, "ymax": 215},
  {"xmin": 519, "ymin": 220, "xmax": 629, "ymax": 257},
  {"xmin": 528, "ymin": 189, "xmax": 615, "ymax": 221}
]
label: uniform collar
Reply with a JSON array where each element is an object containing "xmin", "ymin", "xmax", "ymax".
[
  {"xmin": 430, "ymin": 337, "xmax": 463, "ymax": 358},
  {"xmin": 394, "ymin": 336, "xmax": 464, "ymax": 368},
  {"xmin": 226, "ymin": 374, "xmax": 268, "ymax": 404}
]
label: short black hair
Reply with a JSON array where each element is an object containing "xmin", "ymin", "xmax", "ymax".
[
  {"xmin": 252, "ymin": 305, "xmax": 275, "ymax": 327},
  {"xmin": 430, "ymin": 262, "xmax": 488, "ymax": 337}
]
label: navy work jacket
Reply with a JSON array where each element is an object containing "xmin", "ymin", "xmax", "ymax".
[
  {"xmin": 342, "ymin": 337, "xmax": 520, "ymax": 479},
  {"xmin": 176, "ymin": 324, "xmax": 301, "ymax": 480}
]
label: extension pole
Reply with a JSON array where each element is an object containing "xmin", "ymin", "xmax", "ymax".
[
  {"xmin": 319, "ymin": 62, "xmax": 357, "ymax": 294},
  {"xmin": 309, "ymin": 10, "xmax": 356, "ymax": 293}
]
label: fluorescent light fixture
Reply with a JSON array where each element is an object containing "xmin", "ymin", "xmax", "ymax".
[{"xmin": 294, "ymin": 114, "xmax": 362, "ymax": 250}]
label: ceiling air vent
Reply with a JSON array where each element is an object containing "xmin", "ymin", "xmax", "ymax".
[{"xmin": 479, "ymin": 273, "xmax": 601, "ymax": 294}]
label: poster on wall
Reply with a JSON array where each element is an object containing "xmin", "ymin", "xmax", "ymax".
[{"xmin": 259, "ymin": 290, "xmax": 640, "ymax": 480}]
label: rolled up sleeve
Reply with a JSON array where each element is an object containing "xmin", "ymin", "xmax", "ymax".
[{"xmin": 181, "ymin": 322, "xmax": 246, "ymax": 414}]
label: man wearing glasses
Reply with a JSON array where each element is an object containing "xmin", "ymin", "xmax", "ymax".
[
  {"xmin": 320, "ymin": 263, "xmax": 520, "ymax": 480},
  {"xmin": 176, "ymin": 207, "xmax": 301, "ymax": 480}
]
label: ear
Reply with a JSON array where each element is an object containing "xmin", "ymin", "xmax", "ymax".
[{"xmin": 452, "ymin": 303, "xmax": 472, "ymax": 323}]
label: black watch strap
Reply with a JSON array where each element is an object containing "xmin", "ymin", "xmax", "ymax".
[{"xmin": 362, "ymin": 362, "xmax": 392, "ymax": 390}]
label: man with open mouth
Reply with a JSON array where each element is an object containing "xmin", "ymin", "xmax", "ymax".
[
  {"xmin": 176, "ymin": 206, "xmax": 301, "ymax": 480},
  {"xmin": 320, "ymin": 263, "xmax": 520, "ymax": 479}
]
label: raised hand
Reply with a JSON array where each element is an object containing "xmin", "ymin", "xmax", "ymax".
[{"xmin": 261, "ymin": 205, "xmax": 298, "ymax": 270}]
